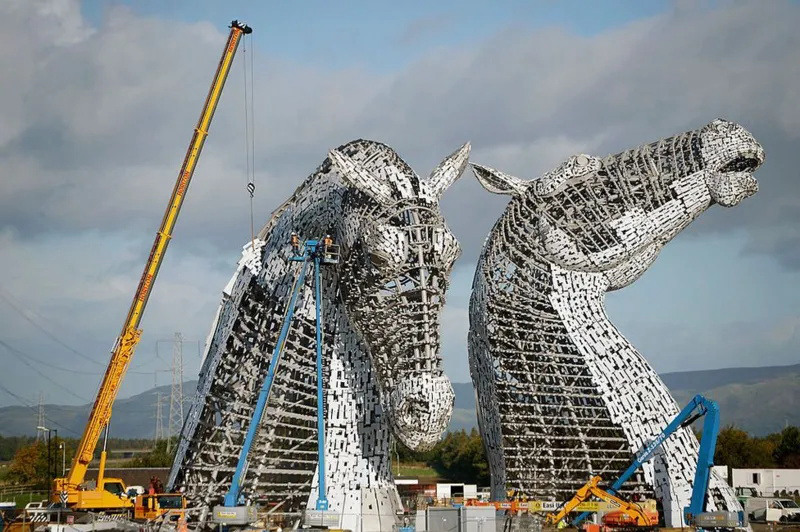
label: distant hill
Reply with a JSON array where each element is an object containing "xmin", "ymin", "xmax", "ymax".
[
  {"xmin": 2, "ymin": 364, "xmax": 798, "ymax": 438},
  {"xmin": 670, "ymin": 372, "xmax": 800, "ymax": 436},
  {"xmin": 660, "ymin": 363, "xmax": 800, "ymax": 394},
  {"xmin": 446, "ymin": 364, "xmax": 800, "ymax": 436},
  {"xmin": 0, "ymin": 382, "xmax": 197, "ymax": 439}
]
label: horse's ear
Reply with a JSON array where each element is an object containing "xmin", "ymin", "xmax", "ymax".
[
  {"xmin": 329, "ymin": 149, "xmax": 394, "ymax": 204},
  {"xmin": 427, "ymin": 142, "xmax": 471, "ymax": 199},
  {"xmin": 471, "ymin": 163, "xmax": 529, "ymax": 196}
]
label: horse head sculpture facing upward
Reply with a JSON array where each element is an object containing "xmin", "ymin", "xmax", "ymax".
[
  {"xmin": 472, "ymin": 118, "xmax": 763, "ymax": 289},
  {"xmin": 171, "ymin": 139, "xmax": 469, "ymax": 531},
  {"xmin": 468, "ymin": 119, "xmax": 763, "ymax": 527}
]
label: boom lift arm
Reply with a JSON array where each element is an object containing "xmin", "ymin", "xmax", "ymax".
[
  {"xmin": 213, "ymin": 239, "xmax": 338, "ymax": 527},
  {"xmin": 571, "ymin": 395, "xmax": 739, "ymax": 528},
  {"xmin": 52, "ymin": 20, "xmax": 252, "ymax": 510}
]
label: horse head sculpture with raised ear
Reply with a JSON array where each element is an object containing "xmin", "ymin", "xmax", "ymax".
[
  {"xmin": 170, "ymin": 139, "xmax": 469, "ymax": 531},
  {"xmin": 468, "ymin": 119, "xmax": 763, "ymax": 526},
  {"xmin": 329, "ymin": 140, "xmax": 469, "ymax": 450},
  {"xmin": 472, "ymin": 119, "xmax": 763, "ymax": 289}
]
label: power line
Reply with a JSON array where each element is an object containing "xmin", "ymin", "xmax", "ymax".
[
  {"xmin": 0, "ymin": 282, "xmax": 194, "ymax": 378},
  {"xmin": 0, "ymin": 381, "xmax": 80, "ymax": 436},
  {"xmin": 131, "ymin": 339, "xmax": 199, "ymax": 371},
  {"xmin": 0, "ymin": 336, "xmax": 163, "ymax": 377},
  {"xmin": 0, "ymin": 338, "xmax": 101, "ymax": 376},
  {"xmin": 0, "ymin": 338, "xmax": 89, "ymax": 402},
  {"xmin": 0, "ymin": 340, "xmax": 89, "ymax": 402},
  {"xmin": 0, "ymin": 288, "xmax": 104, "ymax": 367}
]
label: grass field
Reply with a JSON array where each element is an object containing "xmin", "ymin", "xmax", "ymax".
[
  {"xmin": 0, "ymin": 491, "xmax": 48, "ymax": 508},
  {"xmin": 396, "ymin": 462, "xmax": 439, "ymax": 478}
]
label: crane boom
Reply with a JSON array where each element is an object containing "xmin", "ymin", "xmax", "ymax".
[{"xmin": 53, "ymin": 20, "xmax": 252, "ymax": 509}]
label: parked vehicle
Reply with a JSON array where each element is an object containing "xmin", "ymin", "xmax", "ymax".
[
  {"xmin": 736, "ymin": 486, "xmax": 759, "ymax": 498},
  {"xmin": 746, "ymin": 497, "xmax": 800, "ymax": 522}
]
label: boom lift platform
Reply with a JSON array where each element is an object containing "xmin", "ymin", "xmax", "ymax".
[
  {"xmin": 49, "ymin": 20, "xmax": 252, "ymax": 515},
  {"xmin": 557, "ymin": 395, "xmax": 745, "ymax": 530},
  {"xmin": 212, "ymin": 237, "xmax": 338, "ymax": 528}
]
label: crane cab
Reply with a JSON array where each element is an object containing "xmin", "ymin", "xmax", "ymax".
[{"xmin": 53, "ymin": 476, "xmax": 133, "ymax": 511}]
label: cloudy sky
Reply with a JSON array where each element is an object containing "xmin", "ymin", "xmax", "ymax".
[{"xmin": 1, "ymin": 0, "xmax": 798, "ymax": 421}]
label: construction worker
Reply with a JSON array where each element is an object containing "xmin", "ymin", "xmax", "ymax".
[
  {"xmin": 290, "ymin": 232, "xmax": 300, "ymax": 255},
  {"xmin": 322, "ymin": 234, "xmax": 333, "ymax": 260}
]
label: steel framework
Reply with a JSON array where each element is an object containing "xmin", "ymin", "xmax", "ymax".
[
  {"xmin": 170, "ymin": 139, "xmax": 469, "ymax": 530},
  {"xmin": 468, "ymin": 119, "xmax": 764, "ymax": 527}
]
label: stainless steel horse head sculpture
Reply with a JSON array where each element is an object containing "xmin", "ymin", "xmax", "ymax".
[
  {"xmin": 468, "ymin": 119, "xmax": 763, "ymax": 526},
  {"xmin": 170, "ymin": 139, "xmax": 469, "ymax": 531}
]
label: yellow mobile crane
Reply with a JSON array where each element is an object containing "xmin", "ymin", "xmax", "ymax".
[{"xmin": 51, "ymin": 20, "xmax": 252, "ymax": 512}]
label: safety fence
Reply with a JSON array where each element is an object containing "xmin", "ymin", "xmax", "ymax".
[
  {"xmin": 200, "ymin": 509, "xmax": 550, "ymax": 532},
  {"xmin": 0, "ymin": 487, "xmax": 49, "ymax": 510}
]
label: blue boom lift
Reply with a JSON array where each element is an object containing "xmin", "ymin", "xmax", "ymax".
[
  {"xmin": 570, "ymin": 394, "xmax": 745, "ymax": 529},
  {"xmin": 212, "ymin": 237, "xmax": 338, "ymax": 527}
]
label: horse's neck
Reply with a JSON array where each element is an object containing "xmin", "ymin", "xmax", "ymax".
[
  {"xmin": 480, "ymin": 199, "xmax": 565, "ymax": 321},
  {"xmin": 483, "ymin": 197, "xmax": 623, "ymax": 330},
  {"xmin": 258, "ymin": 197, "xmax": 391, "ymax": 475},
  {"xmin": 258, "ymin": 175, "xmax": 343, "ymax": 285},
  {"xmin": 483, "ymin": 199, "xmax": 675, "ymax": 432},
  {"xmin": 253, "ymin": 175, "xmax": 394, "ymax": 488}
]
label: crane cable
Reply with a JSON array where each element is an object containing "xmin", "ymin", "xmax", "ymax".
[{"xmin": 242, "ymin": 31, "xmax": 257, "ymax": 249}]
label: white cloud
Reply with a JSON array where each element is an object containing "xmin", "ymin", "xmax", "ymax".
[
  {"xmin": 0, "ymin": 227, "xmax": 232, "ymax": 404},
  {"xmin": 1, "ymin": 0, "xmax": 800, "ymax": 406}
]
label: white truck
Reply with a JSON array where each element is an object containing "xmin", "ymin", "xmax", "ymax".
[{"xmin": 745, "ymin": 497, "xmax": 800, "ymax": 523}]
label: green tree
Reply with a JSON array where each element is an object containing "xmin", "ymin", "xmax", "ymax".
[
  {"xmin": 396, "ymin": 439, "xmax": 435, "ymax": 464},
  {"xmin": 714, "ymin": 426, "xmax": 775, "ymax": 468},
  {"xmin": 774, "ymin": 426, "xmax": 800, "ymax": 467},
  {"xmin": 123, "ymin": 438, "xmax": 177, "ymax": 468},
  {"xmin": 428, "ymin": 429, "xmax": 489, "ymax": 485},
  {"xmin": 0, "ymin": 436, "xmax": 36, "ymax": 462},
  {"xmin": 7, "ymin": 441, "xmax": 51, "ymax": 487}
]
